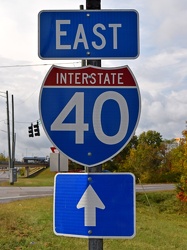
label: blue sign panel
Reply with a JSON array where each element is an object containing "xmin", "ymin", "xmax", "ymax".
[
  {"xmin": 54, "ymin": 173, "xmax": 136, "ymax": 238},
  {"xmin": 38, "ymin": 10, "xmax": 139, "ymax": 59},
  {"xmin": 39, "ymin": 65, "xmax": 141, "ymax": 167}
]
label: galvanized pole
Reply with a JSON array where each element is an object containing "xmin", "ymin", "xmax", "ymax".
[
  {"xmin": 86, "ymin": 1, "xmax": 103, "ymax": 250},
  {"xmin": 6, "ymin": 91, "xmax": 12, "ymax": 170},
  {"xmin": 11, "ymin": 94, "xmax": 15, "ymax": 169},
  {"xmin": 6, "ymin": 91, "xmax": 15, "ymax": 185},
  {"xmin": 86, "ymin": 0, "xmax": 101, "ymax": 67},
  {"xmin": 80, "ymin": 4, "xmax": 86, "ymax": 67}
]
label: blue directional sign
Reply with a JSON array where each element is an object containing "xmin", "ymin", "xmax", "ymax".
[
  {"xmin": 38, "ymin": 10, "xmax": 139, "ymax": 59},
  {"xmin": 39, "ymin": 65, "xmax": 141, "ymax": 167},
  {"xmin": 54, "ymin": 173, "xmax": 136, "ymax": 238}
]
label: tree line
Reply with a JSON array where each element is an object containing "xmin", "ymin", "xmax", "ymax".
[{"xmin": 102, "ymin": 129, "xmax": 187, "ymax": 202}]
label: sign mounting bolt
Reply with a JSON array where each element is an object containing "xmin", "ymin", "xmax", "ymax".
[{"xmin": 88, "ymin": 177, "xmax": 92, "ymax": 182}]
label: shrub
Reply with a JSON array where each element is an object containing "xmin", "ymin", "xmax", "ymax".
[
  {"xmin": 176, "ymin": 174, "xmax": 187, "ymax": 202},
  {"xmin": 19, "ymin": 167, "xmax": 25, "ymax": 176}
]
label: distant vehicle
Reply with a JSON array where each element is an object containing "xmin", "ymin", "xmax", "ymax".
[{"xmin": 22, "ymin": 156, "xmax": 49, "ymax": 164}]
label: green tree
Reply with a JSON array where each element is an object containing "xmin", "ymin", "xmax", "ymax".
[
  {"xmin": 157, "ymin": 139, "xmax": 182, "ymax": 183},
  {"xmin": 138, "ymin": 130, "xmax": 163, "ymax": 147},
  {"xmin": 120, "ymin": 143, "xmax": 164, "ymax": 182},
  {"xmin": 0, "ymin": 153, "xmax": 8, "ymax": 162},
  {"xmin": 175, "ymin": 129, "xmax": 187, "ymax": 202},
  {"xmin": 103, "ymin": 135, "xmax": 138, "ymax": 172},
  {"xmin": 119, "ymin": 130, "xmax": 164, "ymax": 183}
]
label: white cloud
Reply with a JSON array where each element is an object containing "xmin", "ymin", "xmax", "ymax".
[{"xmin": 137, "ymin": 89, "xmax": 187, "ymax": 138}]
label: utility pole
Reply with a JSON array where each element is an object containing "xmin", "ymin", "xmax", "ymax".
[
  {"xmin": 6, "ymin": 91, "xmax": 12, "ymax": 170},
  {"xmin": 86, "ymin": 1, "xmax": 103, "ymax": 250},
  {"xmin": 6, "ymin": 91, "xmax": 16, "ymax": 185},
  {"xmin": 11, "ymin": 94, "xmax": 15, "ymax": 169}
]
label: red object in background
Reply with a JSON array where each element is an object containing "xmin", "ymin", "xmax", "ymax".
[{"xmin": 50, "ymin": 147, "xmax": 59, "ymax": 153}]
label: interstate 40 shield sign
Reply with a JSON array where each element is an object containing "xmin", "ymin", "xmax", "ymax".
[{"xmin": 39, "ymin": 65, "xmax": 141, "ymax": 166}]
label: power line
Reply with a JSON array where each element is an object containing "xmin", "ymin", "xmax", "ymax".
[
  {"xmin": 0, "ymin": 61, "xmax": 81, "ymax": 68},
  {"xmin": 0, "ymin": 94, "xmax": 6, "ymax": 98},
  {"xmin": 14, "ymin": 120, "xmax": 39, "ymax": 124}
]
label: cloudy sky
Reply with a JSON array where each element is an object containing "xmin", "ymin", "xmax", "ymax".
[{"xmin": 0, "ymin": 0, "xmax": 187, "ymax": 161}]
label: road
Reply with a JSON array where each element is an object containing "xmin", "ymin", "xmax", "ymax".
[
  {"xmin": 0, "ymin": 184, "xmax": 175, "ymax": 203},
  {"xmin": 136, "ymin": 183, "xmax": 175, "ymax": 192},
  {"xmin": 0, "ymin": 186, "xmax": 54, "ymax": 203},
  {"xmin": 0, "ymin": 170, "xmax": 9, "ymax": 182}
]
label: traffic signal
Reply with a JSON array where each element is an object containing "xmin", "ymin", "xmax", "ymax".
[
  {"xmin": 28, "ymin": 124, "xmax": 34, "ymax": 137},
  {"xmin": 34, "ymin": 121, "xmax": 40, "ymax": 136},
  {"xmin": 86, "ymin": 0, "xmax": 100, "ymax": 9}
]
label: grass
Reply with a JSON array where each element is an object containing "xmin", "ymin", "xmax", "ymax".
[
  {"xmin": 1, "ymin": 169, "xmax": 187, "ymax": 249},
  {"xmin": 0, "ymin": 191, "xmax": 187, "ymax": 249},
  {"xmin": 0, "ymin": 168, "xmax": 56, "ymax": 187}
]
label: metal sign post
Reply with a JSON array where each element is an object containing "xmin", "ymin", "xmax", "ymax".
[{"xmin": 86, "ymin": 0, "xmax": 103, "ymax": 249}]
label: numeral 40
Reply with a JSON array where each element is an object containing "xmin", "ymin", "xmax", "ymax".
[{"xmin": 51, "ymin": 91, "xmax": 129, "ymax": 145}]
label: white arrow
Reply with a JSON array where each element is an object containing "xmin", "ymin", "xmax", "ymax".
[{"xmin": 76, "ymin": 185, "xmax": 105, "ymax": 227}]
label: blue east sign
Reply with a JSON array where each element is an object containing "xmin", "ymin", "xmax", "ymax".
[{"xmin": 38, "ymin": 10, "xmax": 139, "ymax": 59}]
